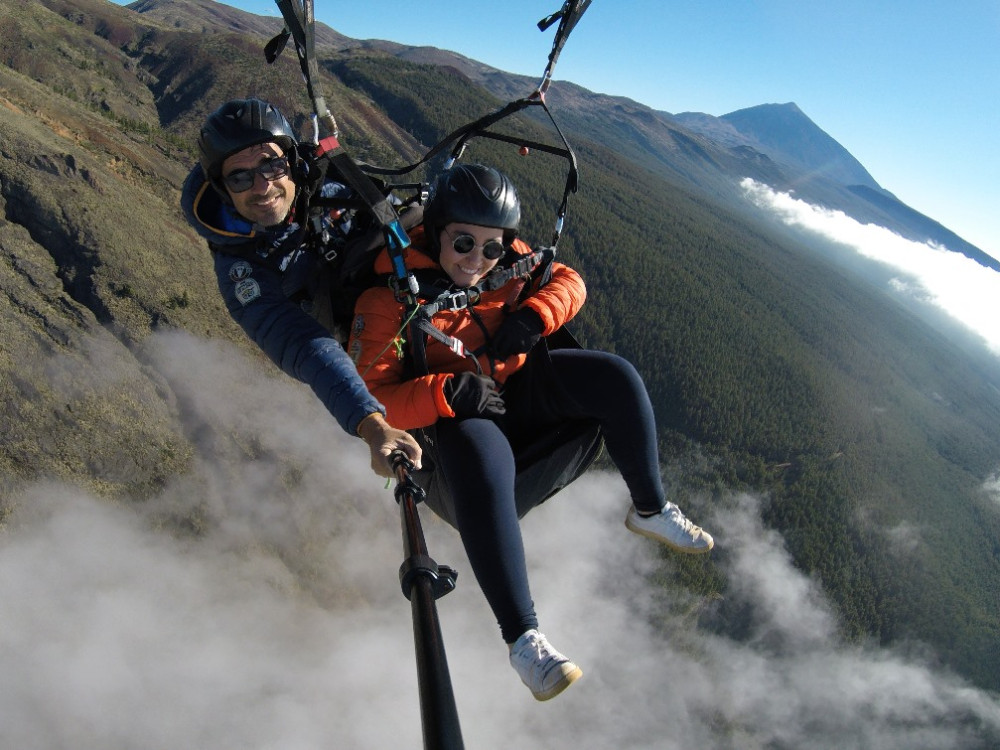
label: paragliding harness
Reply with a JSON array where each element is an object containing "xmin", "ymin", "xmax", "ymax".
[
  {"xmin": 391, "ymin": 258, "xmax": 606, "ymax": 527},
  {"xmin": 265, "ymin": 0, "xmax": 603, "ymax": 521},
  {"xmin": 264, "ymin": 3, "xmax": 599, "ymax": 744}
]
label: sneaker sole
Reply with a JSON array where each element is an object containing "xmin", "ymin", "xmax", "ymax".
[
  {"xmin": 532, "ymin": 664, "xmax": 583, "ymax": 702},
  {"xmin": 625, "ymin": 515, "xmax": 715, "ymax": 554}
]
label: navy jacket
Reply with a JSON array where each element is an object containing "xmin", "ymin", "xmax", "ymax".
[{"xmin": 180, "ymin": 165, "xmax": 384, "ymax": 436}]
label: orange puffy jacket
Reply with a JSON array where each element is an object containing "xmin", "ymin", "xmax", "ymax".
[{"xmin": 348, "ymin": 225, "xmax": 586, "ymax": 430}]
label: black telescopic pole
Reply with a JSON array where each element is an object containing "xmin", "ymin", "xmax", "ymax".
[{"xmin": 392, "ymin": 453, "xmax": 465, "ymax": 750}]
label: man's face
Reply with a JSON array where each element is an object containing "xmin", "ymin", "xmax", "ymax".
[{"xmin": 221, "ymin": 142, "xmax": 296, "ymax": 228}]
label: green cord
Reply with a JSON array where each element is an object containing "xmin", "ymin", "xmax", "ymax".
[{"xmin": 360, "ymin": 304, "xmax": 421, "ymax": 378}]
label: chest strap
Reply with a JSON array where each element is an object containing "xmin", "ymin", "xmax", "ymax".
[{"xmin": 392, "ymin": 247, "xmax": 555, "ymax": 315}]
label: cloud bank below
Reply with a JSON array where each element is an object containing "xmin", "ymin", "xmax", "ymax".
[
  {"xmin": 741, "ymin": 178, "xmax": 1000, "ymax": 359},
  {"xmin": 2, "ymin": 333, "xmax": 999, "ymax": 749}
]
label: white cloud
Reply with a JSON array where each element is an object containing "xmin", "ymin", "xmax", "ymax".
[
  {"xmin": 2, "ymin": 331, "xmax": 999, "ymax": 749},
  {"xmin": 741, "ymin": 178, "xmax": 1000, "ymax": 358},
  {"xmin": 885, "ymin": 519, "xmax": 923, "ymax": 554},
  {"xmin": 984, "ymin": 472, "xmax": 1000, "ymax": 507}
]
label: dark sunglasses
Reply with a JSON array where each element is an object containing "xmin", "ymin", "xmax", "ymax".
[
  {"xmin": 222, "ymin": 156, "xmax": 290, "ymax": 193},
  {"xmin": 447, "ymin": 231, "xmax": 506, "ymax": 260}
]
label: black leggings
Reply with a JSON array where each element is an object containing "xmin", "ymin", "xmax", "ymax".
[{"xmin": 433, "ymin": 349, "xmax": 666, "ymax": 643}]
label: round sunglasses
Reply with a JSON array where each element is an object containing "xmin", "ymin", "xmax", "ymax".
[
  {"xmin": 444, "ymin": 229, "xmax": 506, "ymax": 260},
  {"xmin": 222, "ymin": 156, "xmax": 290, "ymax": 194}
]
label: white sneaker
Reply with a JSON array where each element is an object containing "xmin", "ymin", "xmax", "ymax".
[
  {"xmin": 508, "ymin": 629, "xmax": 582, "ymax": 701},
  {"xmin": 625, "ymin": 503, "xmax": 714, "ymax": 553}
]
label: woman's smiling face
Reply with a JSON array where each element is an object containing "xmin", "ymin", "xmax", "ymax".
[{"xmin": 438, "ymin": 222, "xmax": 503, "ymax": 287}]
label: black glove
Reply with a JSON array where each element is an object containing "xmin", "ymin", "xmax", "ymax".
[
  {"xmin": 491, "ymin": 308, "xmax": 544, "ymax": 359},
  {"xmin": 444, "ymin": 372, "xmax": 506, "ymax": 418}
]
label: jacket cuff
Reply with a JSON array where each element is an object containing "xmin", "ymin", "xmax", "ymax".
[
  {"xmin": 435, "ymin": 374, "xmax": 456, "ymax": 418},
  {"xmin": 523, "ymin": 300, "xmax": 554, "ymax": 335}
]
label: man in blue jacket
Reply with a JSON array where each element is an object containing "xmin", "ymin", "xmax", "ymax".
[{"xmin": 181, "ymin": 97, "xmax": 421, "ymax": 476}]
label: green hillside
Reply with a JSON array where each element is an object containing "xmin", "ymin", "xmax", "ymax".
[{"xmin": 2, "ymin": 0, "xmax": 999, "ymax": 694}]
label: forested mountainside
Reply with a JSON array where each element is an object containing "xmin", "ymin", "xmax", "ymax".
[{"xmin": 2, "ymin": 0, "xmax": 999, "ymax": 694}]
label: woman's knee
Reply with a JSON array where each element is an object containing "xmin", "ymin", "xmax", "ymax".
[{"xmin": 551, "ymin": 348, "xmax": 647, "ymax": 402}]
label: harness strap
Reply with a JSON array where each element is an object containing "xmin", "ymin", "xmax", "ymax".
[
  {"xmin": 357, "ymin": 1, "xmax": 592, "ymax": 248},
  {"xmin": 361, "ymin": 95, "xmax": 577, "ymax": 248},
  {"xmin": 414, "ymin": 314, "xmax": 467, "ymax": 359},
  {"xmin": 391, "ymin": 245, "xmax": 558, "ymax": 378},
  {"xmin": 536, "ymin": 1, "xmax": 594, "ymax": 95},
  {"xmin": 269, "ymin": 0, "xmax": 337, "ymax": 136},
  {"xmin": 360, "ymin": 98, "xmax": 540, "ymax": 179},
  {"xmin": 390, "ymin": 248, "xmax": 556, "ymax": 315},
  {"xmin": 267, "ymin": 1, "xmax": 415, "ymax": 298}
]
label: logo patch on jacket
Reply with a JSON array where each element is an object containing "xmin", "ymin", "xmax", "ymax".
[
  {"xmin": 229, "ymin": 260, "xmax": 253, "ymax": 282},
  {"xmin": 235, "ymin": 279, "xmax": 261, "ymax": 306}
]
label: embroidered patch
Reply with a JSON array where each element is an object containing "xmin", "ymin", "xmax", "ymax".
[
  {"xmin": 349, "ymin": 339, "xmax": 362, "ymax": 365},
  {"xmin": 234, "ymin": 278, "xmax": 261, "ymax": 306},
  {"xmin": 229, "ymin": 260, "xmax": 253, "ymax": 283},
  {"xmin": 351, "ymin": 314, "xmax": 365, "ymax": 338}
]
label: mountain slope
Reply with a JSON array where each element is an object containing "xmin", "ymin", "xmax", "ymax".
[
  {"xmin": 127, "ymin": 0, "xmax": 352, "ymax": 45},
  {"xmin": 722, "ymin": 102, "xmax": 883, "ymax": 190},
  {"xmin": 3, "ymin": 0, "xmax": 999, "ymax": 695}
]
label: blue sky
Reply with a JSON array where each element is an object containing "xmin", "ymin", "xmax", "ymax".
[{"xmin": 186, "ymin": 1, "xmax": 1000, "ymax": 261}]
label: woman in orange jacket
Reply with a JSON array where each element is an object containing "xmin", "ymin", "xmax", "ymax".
[{"xmin": 349, "ymin": 164, "xmax": 714, "ymax": 701}]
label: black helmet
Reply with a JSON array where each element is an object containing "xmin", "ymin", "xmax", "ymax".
[
  {"xmin": 423, "ymin": 164, "xmax": 521, "ymax": 256},
  {"xmin": 197, "ymin": 98, "xmax": 298, "ymax": 196}
]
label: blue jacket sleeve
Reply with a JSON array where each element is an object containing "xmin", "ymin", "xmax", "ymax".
[{"xmin": 213, "ymin": 251, "xmax": 384, "ymax": 435}]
